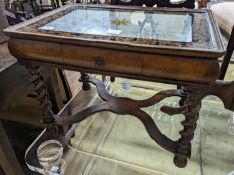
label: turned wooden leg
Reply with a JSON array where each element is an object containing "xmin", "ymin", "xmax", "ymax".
[
  {"xmin": 110, "ymin": 76, "xmax": 115, "ymax": 82},
  {"xmin": 27, "ymin": 66, "xmax": 54, "ymax": 123},
  {"xmin": 80, "ymin": 73, "xmax": 91, "ymax": 91},
  {"xmin": 174, "ymin": 88, "xmax": 202, "ymax": 168},
  {"xmin": 26, "ymin": 66, "xmax": 68, "ymax": 134}
]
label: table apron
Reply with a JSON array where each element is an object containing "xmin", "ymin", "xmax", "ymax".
[{"xmin": 8, "ymin": 38, "xmax": 220, "ymax": 85}]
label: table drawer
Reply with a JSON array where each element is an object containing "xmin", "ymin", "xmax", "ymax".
[
  {"xmin": 62, "ymin": 45, "xmax": 142, "ymax": 74},
  {"xmin": 8, "ymin": 39, "xmax": 62, "ymax": 64},
  {"xmin": 142, "ymin": 54, "xmax": 219, "ymax": 83}
]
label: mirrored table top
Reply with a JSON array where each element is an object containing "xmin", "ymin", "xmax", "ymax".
[
  {"xmin": 4, "ymin": 4, "xmax": 224, "ymax": 56},
  {"xmin": 39, "ymin": 9, "xmax": 193, "ymax": 43}
]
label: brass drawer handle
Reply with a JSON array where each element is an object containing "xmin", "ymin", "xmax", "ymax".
[{"xmin": 94, "ymin": 57, "xmax": 105, "ymax": 67}]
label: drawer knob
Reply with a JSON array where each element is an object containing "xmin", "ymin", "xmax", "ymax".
[{"xmin": 95, "ymin": 57, "xmax": 105, "ymax": 67}]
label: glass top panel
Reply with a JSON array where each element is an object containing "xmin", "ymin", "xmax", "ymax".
[
  {"xmin": 18, "ymin": 5, "xmax": 217, "ymax": 50},
  {"xmin": 39, "ymin": 9, "xmax": 193, "ymax": 43}
]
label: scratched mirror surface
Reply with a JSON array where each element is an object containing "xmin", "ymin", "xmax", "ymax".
[
  {"xmin": 18, "ymin": 5, "xmax": 220, "ymax": 50},
  {"xmin": 39, "ymin": 9, "xmax": 193, "ymax": 42}
]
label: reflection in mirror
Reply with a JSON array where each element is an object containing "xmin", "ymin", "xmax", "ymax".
[{"xmin": 39, "ymin": 9, "xmax": 192, "ymax": 42}]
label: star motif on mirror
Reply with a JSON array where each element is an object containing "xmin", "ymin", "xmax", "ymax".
[{"xmin": 111, "ymin": 18, "xmax": 130, "ymax": 26}]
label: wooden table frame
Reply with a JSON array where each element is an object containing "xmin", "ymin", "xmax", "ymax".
[{"xmin": 4, "ymin": 4, "xmax": 234, "ymax": 169}]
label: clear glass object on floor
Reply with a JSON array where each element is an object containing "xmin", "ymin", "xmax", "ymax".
[{"xmin": 37, "ymin": 140, "xmax": 66, "ymax": 175}]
